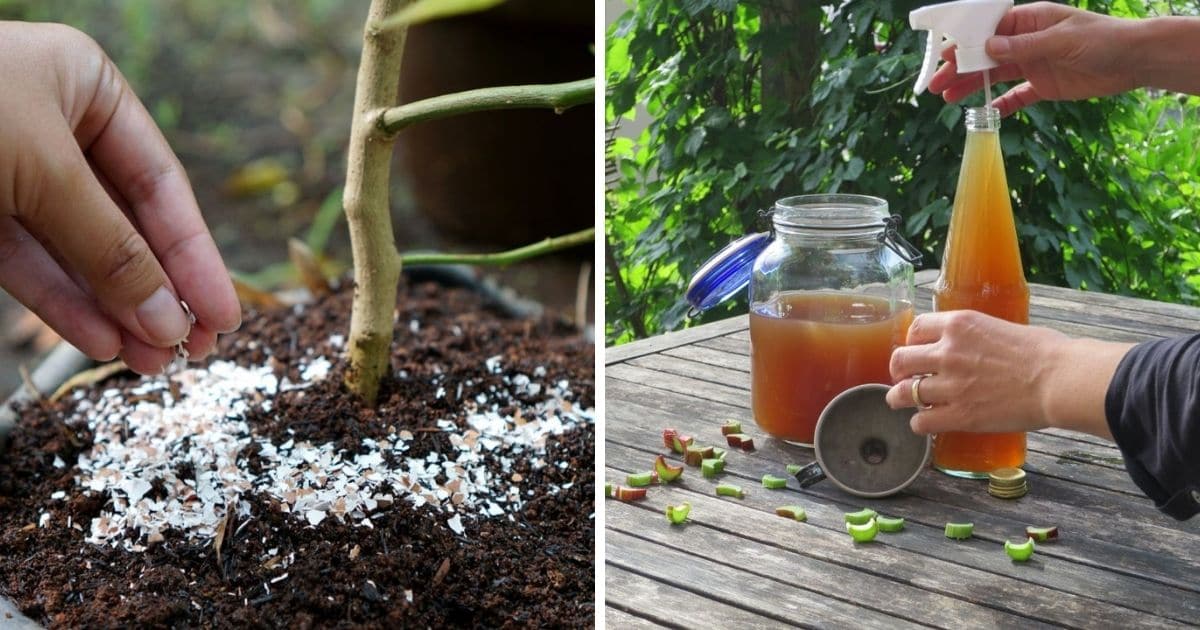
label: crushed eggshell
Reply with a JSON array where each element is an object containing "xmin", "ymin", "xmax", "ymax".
[{"xmin": 49, "ymin": 335, "xmax": 592, "ymax": 553}]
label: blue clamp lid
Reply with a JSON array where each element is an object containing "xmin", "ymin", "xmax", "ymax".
[{"xmin": 685, "ymin": 231, "xmax": 772, "ymax": 313}]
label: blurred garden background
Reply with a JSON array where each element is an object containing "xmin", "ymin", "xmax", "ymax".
[
  {"xmin": 605, "ymin": 0, "xmax": 1200, "ymax": 346},
  {"xmin": 0, "ymin": 0, "xmax": 593, "ymax": 397}
]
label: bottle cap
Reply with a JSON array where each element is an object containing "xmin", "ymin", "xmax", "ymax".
[
  {"xmin": 988, "ymin": 467, "xmax": 1028, "ymax": 498},
  {"xmin": 684, "ymin": 232, "xmax": 771, "ymax": 314}
]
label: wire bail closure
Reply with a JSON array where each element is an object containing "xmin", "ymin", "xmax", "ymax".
[{"xmin": 880, "ymin": 214, "xmax": 923, "ymax": 265}]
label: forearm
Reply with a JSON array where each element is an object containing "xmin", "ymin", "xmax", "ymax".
[
  {"xmin": 1131, "ymin": 16, "xmax": 1200, "ymax": 95},
  {"xmin": 1039, "ymin": 337, "xmax": 1134, "ymax": 440}
]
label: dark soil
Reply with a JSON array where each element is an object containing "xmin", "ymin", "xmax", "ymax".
[{"xmin": 0, "ymin": 280, "xmax": 595, "ymax": 628}]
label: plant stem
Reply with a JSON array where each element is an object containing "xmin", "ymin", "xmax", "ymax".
[
  {"xmin": 378, "ymin": 79, "xmax": 594, "ymax": 135},
  {"xmin": 400, "ymin": 228, "xmax": 593, "ymax": 267},
  {"xmin": 343, "ymin": 0, "xmax": 409, "ymax": 405}
]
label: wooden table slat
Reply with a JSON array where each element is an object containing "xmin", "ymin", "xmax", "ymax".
[
  {"xmin": 606, "ymin": 277, "xmax": 1200, "ymax": 625},
  {"xmin": 606, "ymin": 564, "xmax": 784, "ymax": 629},
  {"xmin": 604, "ymin": 386, "xmax": 1200, "ymax": 596},
  {"xmin": 608, "ymin": 529, "xmax": 921, "ymax": 629},
  {"xmin": 607, "ymin": 364, "xmax": 1139, "ymax": 499},
  {"xmin": 603, "ymin": 598, "xmax": 670, "ymax": 629},
  {"xmin": 608, "ymin": 496, "xmax": 1049, "ymax": 630},
  {"xmin": 605, "ymin": 445, "xmax": 1197, "ymax": 628}
]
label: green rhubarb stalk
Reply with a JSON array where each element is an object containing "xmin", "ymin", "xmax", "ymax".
[
  {"xmin": 786, "ymin": 464, "xmax": 803, "ymax": 476},
  {"xmin": 844, "ymin": 508, "xmax": 878, "ymax": 526},
  {"xmin": 604, "ymin": 482, "xmax": 612, "ymax": 497},
  {"xmin": 761, "ymin": 474, "xmax": 787, "ymax": 489},
  {"xmin": 1005, "ymin": 537, "xmax": 1035, "ymax": 562},
  {"xmin": 721, "ymin": 420, "xmax": 742, "ymax": 436}
]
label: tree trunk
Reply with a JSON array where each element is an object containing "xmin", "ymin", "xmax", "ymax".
[{"xmin": 343, "ymin": 0, "xmax": 409, "ymax": 405}]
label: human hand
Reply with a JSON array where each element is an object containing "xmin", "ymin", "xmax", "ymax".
[
  {"xmin": 885, "ymin": 309, "xmax": 1129, "ymax": 440},
  {"xmin": 885, "ymin": 310, "xmax": 1068, "ymax": 434},
  {"xmin": 928, "ymin": 2, "xmax": 1138, "ymax": 116},
  {"xmin": 0, "ymin": 23, "xmax": 240, "ymax": 374}
]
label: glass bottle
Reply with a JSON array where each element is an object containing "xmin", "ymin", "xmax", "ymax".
[
  {"xmin": 749, "ymin": 195, "xmax": 916, "ymax": 446},
  {"xmin": 931, "ymin": 106, "xmax": 1029, "ymax": 477}
]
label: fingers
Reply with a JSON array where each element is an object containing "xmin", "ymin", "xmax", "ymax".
[
  {"xmin": 182, "ymin": 322, "xmax": 218, "ymax": 362},
  {"xmin": 993, "ymin": 82, "xmax": 1043, "ymax": 117},
  {"xmin": 84, "ymin": 63, "xmax": 241, "ymax": 335},
  {"xmin": 889, "ymin": 373, "xmax": 948, "ymax": 406},
  {"xmin": 17, "ymin": 130, "xmax": 191, "ymax": 349},
  {"xmin": 937, "ymin": 65, "xmax": 1026, "ymax": 104},
  {"xmin": 909, "ymin": 407, "xmax": 959, "ymax": 435},
  {"xmin": 0, "ymin": 216, "xmax": 121, "ymax": 361},
  {"xmin": 890, "ymin": 344, "xmax": 940, "ymax": 382},
  {"xmin": 118, "ymin": 329, "xmax": 175, "ymax": 375},
  {"xmin": 905, "ymin": 311, "xmax": 954, "ymax": 346}
]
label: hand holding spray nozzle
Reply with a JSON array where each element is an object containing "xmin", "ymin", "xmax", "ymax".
[{"xmin": 910, "ymin": 0, "xmax": 1014, "ymax": 94}]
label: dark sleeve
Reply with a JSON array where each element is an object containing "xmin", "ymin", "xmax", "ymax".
[{"xmin": 1105, "ymin": 333, "xmax": 1200, "ymax": 520}]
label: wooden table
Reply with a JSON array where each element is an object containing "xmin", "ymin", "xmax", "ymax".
[{"xmin": 604, "ymin": 270, "xmax": 1200, "ymax": 628}]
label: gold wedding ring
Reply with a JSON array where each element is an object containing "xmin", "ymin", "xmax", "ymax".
[{"xmin": 911, "ymin": 374, "xmax": 931, "ymax": 409}]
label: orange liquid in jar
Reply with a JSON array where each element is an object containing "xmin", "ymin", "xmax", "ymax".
[
  {"xmin": 750, "ymin": 292, "xmax": 914, "ymax": 445},
  {"xmin": 932, "ymin": 115, "xmax": 1029, "ymax": 475}
]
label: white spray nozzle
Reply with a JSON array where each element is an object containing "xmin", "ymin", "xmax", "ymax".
[{"xmin": 910, "ymin": 0, "xmax": 1013, "ymax": 94}]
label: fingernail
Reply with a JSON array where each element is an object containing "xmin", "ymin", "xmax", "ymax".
[
  {"xmin": 135, "ymin": 287, "xmax": 190, "ymax": 346},
  {"xmin": 986, "ymin": 36, "xmax": 1010, "ymax": 57}
]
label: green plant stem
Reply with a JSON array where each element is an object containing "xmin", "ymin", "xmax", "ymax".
[
  {"xmin": 378, "ymin": 79, "xmax": 594, "ymax": 135},
  {"xmin": 400, "ymin": 228, "xmax": 593, "ymax": 267}
]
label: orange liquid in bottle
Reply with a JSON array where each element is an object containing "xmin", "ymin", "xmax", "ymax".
[
  {"xmin": 931, "ymin": 108, "xmax": 1029, "ymax": 476},
  {"xmin": 751, "ymin": 292, "xmax": 914, "ymax": 445}
]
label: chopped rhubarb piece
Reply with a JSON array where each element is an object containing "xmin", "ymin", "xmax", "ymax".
[
  {"xmin": 662, "ymin": 428, "xmax": 679, "ymax": 450},
  {"xmin": 665, "ymin": 502, "xmax": 692, "ymax": 525},
  {"xmin": 627, "ymin": 471, "xmax": 654, "ymax": 487},
  {"xmin": 615, "ymin": 486, "xmax": 647, "ymax": 502},
  {"xmin": 654, "ymin": 455, "xmax": 684, "ymax": 483},
  {"xmin": 844, "ymin": 508, "xmax": 877, "ymax": 525},
  {"xmin": 1025, "ymin": 526, "xmax": 1058, "ymax": 542},
  {"xmin": 775, "ymin": 506, "xmax": 807, "ymax": 521},
  {"xmin": 685, "ymin": 445, "xmax": 715, "ymax": 466},
  {"xmin": 786, "ymin": 464, "xmax": 802, "ymax": 476},
  {"xmin": 876, "ymin": 516, "xmax": 905, "ymax": 532},
  {"xmin": 711, "ymin": 446, "xmax": 727, "ymax": 461},
  {"xmin": 700, "ymin": 458, "xmax": 724, "ymax": 479},
  {"xmin": 671, "ymin": 434, "xmax": 694, "ymax": 454},
  {"xmin": 761, "ymin": 474, "xmax": 787, "ymax": 489},
  {"xmin": 715, "ymin": 483, "xmax": 745, "ymax": 499},
  {"xmin": 847, "ymin": 518, "xmax": 878, "ymax": 543},
  {"xmin": 604, "ymin": 482, "xmax": 613, "ymax": 497},
  {"xmin": 721, "ymin": 420, "xmax": 742, "ymax": 436},
  {"xmin": 1005, "ymin": 537, "xmax": 1035, "ymax": 561},
  {"xmin": 944, "ymin": 522, "xmax": 974, "ymax": 540}
]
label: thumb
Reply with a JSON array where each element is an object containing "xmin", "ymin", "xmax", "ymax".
[{"xmin": 986, "ymin": 32, "xmax": 1063, "ymax": 64}]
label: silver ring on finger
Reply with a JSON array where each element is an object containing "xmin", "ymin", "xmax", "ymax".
[{"xmin": 911, "ymin": 374, "xmax": 933, "ymax": 410}]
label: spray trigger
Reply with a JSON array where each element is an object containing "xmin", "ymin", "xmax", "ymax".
[{"xmin": 909, "ymin": 0, "xmax": 1013, "ymax": 94}]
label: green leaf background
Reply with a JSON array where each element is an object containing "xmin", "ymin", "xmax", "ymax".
[{"xmin": 605, "ymin": 0, "xmax": 1200, "ymax": 345}]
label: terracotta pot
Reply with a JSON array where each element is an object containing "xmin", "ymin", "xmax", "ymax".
[{"xmin": 396, "ymin": 0, "xmax": 593, "ymax": 249}]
